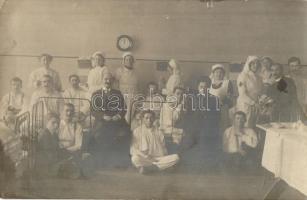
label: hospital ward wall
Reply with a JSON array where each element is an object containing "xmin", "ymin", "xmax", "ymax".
[{"xmin": 0, "ymin": 0, "xmax": 307, "ymax": 96}]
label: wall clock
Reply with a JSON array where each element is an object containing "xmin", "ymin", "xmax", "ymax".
[{"xmin": 117, "ymin": 35, "xmax": 133, "ymax": 51}]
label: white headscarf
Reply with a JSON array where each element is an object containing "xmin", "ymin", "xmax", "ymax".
[
  {"xmin": 91, "ymin": 51, "xmax": 105, "ymax": 58},
  {"xmin": 210, "ymin": 64, "xmax": 226, "ymax": 84},
  {"xmin": 241, "ymin": 56, "xmax": 259, "ymax": 75},
  {"xmin": 122, "ymin": 52, "xmax": 133, "ymax": 59},
  {"xmin": 168, "ymin": 59, "xmax": 181, "ymax": 75},
  {"xmin": 237, "ymin": 56, "xmax": 261, "ymax": 89}
]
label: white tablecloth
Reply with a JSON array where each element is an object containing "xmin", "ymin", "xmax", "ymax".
[{"xmin": 259, "ymin": 123, "xmax": 307, "ymax": 196}]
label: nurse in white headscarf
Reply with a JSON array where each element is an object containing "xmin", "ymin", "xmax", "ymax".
[
  {"xmin": 236, "ymin": 56, "xmax": 263, "ymax": 128},
  {"xmin": 115, "ymin": 52, "xmax": 139, "ymax": 123},
  {"xmin": 209, "ymin": 64, "xmax": 233, "ymax": 132},
  {"xmin": 165, "ymin": 59, "xmax": 183, "ymax": 96},
  {"xmin": 87, "ymin": 51, "xmax": 110, "ymax": 94}
]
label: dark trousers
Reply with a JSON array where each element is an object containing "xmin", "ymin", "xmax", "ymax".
[
  {"xmin": 89, "ymin": 120, "xmax": 131, "ymax": 168},
  {"xmin": 223, "ymin": 147, "xmax": 257, "ymax": 173}
]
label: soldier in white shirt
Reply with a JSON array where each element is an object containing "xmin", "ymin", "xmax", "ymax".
[
  {"xmin": 28, "ymin": 53, "xmax": 62, "ymax": 92},
  {"xmin": 0, "ymin": 77, "xmax": 28, "ymax": 120},
  {"xmin": 159, "ymin": 86, "xmax": 186, "ymax": 151},
  {"xmin": 62, "ymin": 74, "xmax": 90, "ymax": 124},
  {"xmin": 130, "ymin": 110, "xmax": 179, "ymax": 174},
  {"xmin": 87, "ymin": 51, "xmax": 110, "ymax": 95},
  {"xmin": 58, "ymin": 103, "xmax": 93, "ymax": 178},
  {"xmin": 223, "ymin": 111, "xmax": 258, "ymax": 171},
  {"xmin": 30, "ymin": 74, "xmax": 63, "ymax": 116}
]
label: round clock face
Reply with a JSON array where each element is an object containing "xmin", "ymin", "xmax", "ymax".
[{"xmin": 117, "ymin": 35, "xmax": 133, "ymax": 51}]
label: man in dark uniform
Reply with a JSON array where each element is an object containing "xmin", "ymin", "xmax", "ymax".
[
  {"xmin": 266, "ymin": 63, "xmax": 305, "ymax": 122},
  {"xmin": 193, "ymin": 76, "xmax": 221, "ymax": 152},
  {"xmin": 90, "ymin": 72, "xmax": 130, "ymax": 168}
]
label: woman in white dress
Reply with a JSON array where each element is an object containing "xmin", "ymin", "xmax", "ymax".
[
  {"xmin": 115, "ymin": 52, "xmax": 139, "ymax": 123},
  {"xmin": 87, "ymin": 51, "xmax": 110, "ymax": 94},
  {"xmin": 236, "ymin": 56, "xmax": 263, "ymax": 128},
  {"xmin": 28, "ymin": 53, "xmax": 62, "ymax": 92},
  {"xmin": 165, "ymin": 59, "xmax": 183, "ymax": 96},
  {"xmin": 209, "ymin": 64, "xmax": 233, "ymax": 132}
]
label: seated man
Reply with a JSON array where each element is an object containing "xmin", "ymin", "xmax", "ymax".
[
  {"xmin": 2, "ymin": 107, "xmax": 19, "ymax": 130},
  {"xmin": 90, "ymin": 72, "xmax": 130, "ymax": 168},
  {"xmin": 0, "ymin": 109, "xmax": 23, "ymax": 170},
  {"xmin": 0, "ymin": 77, "xmax": 28, "ymax": 120},
  {"xmin": 62, "ymin": 74, "xmax": 91, "ymax": 126},
  {"xmin": 58, "ymin": 103, "xmax": 93, "ymax": 178},
  {"xmin": 30, "ymin": 74, "xmax": 63, "ymax": 116},
  {"xmin": 0, "ymin": 140, "xmax": 16, "ymax": 196},
  {"xmin": 35, "ymin": 112, "xmax": 61, "ymax": 177},
  {"xmin": 130, "ymin": 110, "xmax": 179, "ymax": 174},
  {"xmin": 223, "ymin": 111, "xmax": 258, "ymax": 171},
  {"xmin": 159, "ymin": 86, "xmax": 187, "ymax": 153}
]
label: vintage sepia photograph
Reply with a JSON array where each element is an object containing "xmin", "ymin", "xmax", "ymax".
[{"xmin": 0, "ymin": 0, "xmax": 307, "ymax": 199}]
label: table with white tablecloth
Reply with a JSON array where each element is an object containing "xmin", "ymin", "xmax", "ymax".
[{"xmin": 258, "ymin": 123, "xmax": 307, "ymax": 196}]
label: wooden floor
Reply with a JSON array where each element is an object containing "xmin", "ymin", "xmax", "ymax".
[{"xmin": 10, "ymin": 165, "xmax": 306, "ymax": 200}]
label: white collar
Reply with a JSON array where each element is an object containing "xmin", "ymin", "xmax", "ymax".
[
  {"xmin": 275, "ymin": 77, "xmax": 282, "ymax": 82},
  {"xmin": 102, "ymin": 87, "xmax": 111, "ymax": 92}
]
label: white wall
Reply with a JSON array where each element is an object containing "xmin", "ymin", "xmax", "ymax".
[{"xmin": 0, "ymin": 0, "xmax": 307, "ymax": 96}]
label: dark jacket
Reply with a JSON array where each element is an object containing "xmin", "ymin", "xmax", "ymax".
[
  {"xmin": 266, "ymin": 76, "xmax": 305, "ymax": 122},
  {"xmin": 91, "ymin": 88, "xmax": 127, "ymax": 121}
]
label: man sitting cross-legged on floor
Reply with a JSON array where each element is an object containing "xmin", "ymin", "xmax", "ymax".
[
  {"xmin": 58, "ymin": 103, "xmax": 94, "ymax": 179},
  {"xmin": 223, "ymin": 111, "xmax": 258, "ymax": 172},
  {"xmin": 130, "ymin": 110, "xmax": 179, "ymax": 174}
]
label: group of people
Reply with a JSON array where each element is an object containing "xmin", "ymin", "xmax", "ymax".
[{"xmin": 0, "ymin": 51, "xmax": 306, "ymax": 179}]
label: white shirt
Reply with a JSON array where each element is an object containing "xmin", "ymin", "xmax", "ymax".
[
  {"xmin": 30, "ymin": 89, "xmax": 63, "ymax": 114},
  {"xmin": 130, "ymin": 125, "xmax": 167, "ymax": 158},
  {"xmin": 0, "ymin": 92, "xmax": 28, "ymax": 118},
  {"xmin": 59, "ymin": 120, "xmax": 83, "ymax": 151},
  {"xmin": 143, "ymin": 94, "xmax": 164, "ymax": 117},
  {"xmin": 209, "ymin": 80, "xmax": 230, "ymax": 101},
  {"xmin": 62, "ymin": 87, "xmax": 90, "ymax": 114},
  {"xmin": 223, "ymin": 126, "xmax": 258, "ymax": 153},
  {"xmin": 28, "ymin": 67, "xmax": 62, "ymax": 92},
  {"xmin": 115, "ymin": 67, "xmax": 138, "ymax": 96},
  {"xmin": 166, "ymin": 74, "xmax": 182, "ymax": 96},
  {"xmin": 87, "ymin": 66, "xmax": 110, "ymax": 94},
  {"xmin": 159, "ymin": 101, "xmax": 183, "ymax": 131}
]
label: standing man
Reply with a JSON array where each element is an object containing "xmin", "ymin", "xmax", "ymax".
[
  {"xmin": 266, "ymin": 63, "xmax": 304, "ymax": 122},
  {"xmin": 287, "ymin": 57, "xmax": 307, "ymax": 110},
  {"xmin": 28, "ymin": 53, "xmax": 62, "ymax": 92},
  {"xmin": 192, "ymin": 76, "xmax": 220, "ymax": 155},
  {"xmin": 90, "ymin": 72, "xmax": 130, "ymax": 168},
  {"xmin": 115, "ymin": 52, "xmax": 139, "ymax": 123}
]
